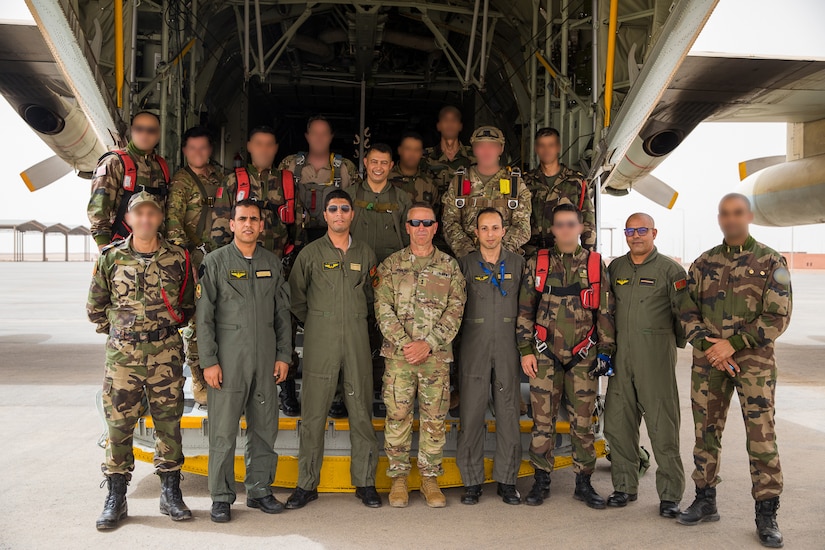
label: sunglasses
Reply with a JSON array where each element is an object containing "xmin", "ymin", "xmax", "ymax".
[
  {"xmin": 132, "ymin": 125, "xmax": 160, "ymax": 135},
  {"xmin": 624, "ymin": 227, "xmax": 651, "ymax": 236},
  {"xmin": 407, "ymin": 219, "xmax": 436, "ymax": 227},
  {"xmin": 326, "ymin": 204, "xmax": 352, "ymax": 213}
]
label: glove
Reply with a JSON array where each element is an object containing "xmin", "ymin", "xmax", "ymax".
[{"xmin": 589, "ymin": 353, "xmax": 615, "ymax": 379}]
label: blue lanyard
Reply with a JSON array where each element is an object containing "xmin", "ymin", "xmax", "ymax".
[{"xmin": 479, "ymin": 260, "xmax": 507, "ymax": 296}]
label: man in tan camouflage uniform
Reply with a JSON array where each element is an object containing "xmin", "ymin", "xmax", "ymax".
[
  {"xmin": 375, "ymin": 203, "xmax": 466, "ymax": 509},
  {"xmin": 166, "ymin": 126, "xmax": 223, "ymax": 405},
  {"xmin": 424, "ymin": 105, "xmax": 475, "ymax": 196},
  {"xmin": 88, "ymin": 111, "xmax": 170, "ymax": 250},
  {"xmin": 678, "ymin": 193, "xmax": 791, "ymax": 549},
  {"xmin": 389, "ymin": 132, "xmax": 439, "ymax": 206},
  {"xmin": 279, "ymin": 115, "xmax": 360, "ymax": 243},
  {"xmin": 517, "ymin": 202, "xmax": 615, "ymax": 510},
  {"xmin": 523, "ymin": 127, "xmax": 595, "ymax": 254},
  {"xmin": 87, "ymin": 191, "xmax": 194, "ymax": 530},
  {"xmin": 441, "ymin": 125, "xmax": 532, "ymax": 258}
]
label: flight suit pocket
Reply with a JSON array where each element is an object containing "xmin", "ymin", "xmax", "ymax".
[{"xmin": 102, "ymin": 376, "xmax": 113, "ymax": 395}]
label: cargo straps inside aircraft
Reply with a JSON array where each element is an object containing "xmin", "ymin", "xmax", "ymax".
[
  {"xmin": 454, "ymin": 166, "xmax": 521, "ymax": 210},
  {"xmin": 533, "ymin": 249, "xmax": 602, "ymax": 371},
  {"xmin": 105, "ymin": 150, "xmax": 170, "ymax": 242}
]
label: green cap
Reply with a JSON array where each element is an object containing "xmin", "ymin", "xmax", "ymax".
[{"xmin": 470, "ymin": 125, "xmax": 505, "ymax": 145}]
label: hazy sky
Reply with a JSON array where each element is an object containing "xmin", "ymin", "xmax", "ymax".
[{"xmin": 1, "ymin": 0, "xmax": 823, "ymax": 259}]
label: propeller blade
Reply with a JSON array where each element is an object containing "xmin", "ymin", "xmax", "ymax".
[
  {"xmin": 632, "ymin": 174, "xmax": 679, "ymax": 209},
  {"xmin": 738, "ymin": 155, "xmax": 785, "ymax": 181},
  {"xmin": 19, "ymin": 155, "xmax": 72, "ymax": 192}
]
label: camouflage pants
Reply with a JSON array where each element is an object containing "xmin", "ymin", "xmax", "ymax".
[
  {"xmin": 181, "ymin": 319, "xmax": 199, "ymax": 370},
  {"xmin": 383, "ymin": 357, "xmax": 450, "ymax": 478},
  {"xmin": 101, "ymin": 335, "xmax": 185, "ymax": 478},
  {"xmin": 690, "ymin": 349, "xmax": 782, "ymax": 500},
  {"xmin": 529, "ymin": 354, "xmax": 598, "ymax": 474}
]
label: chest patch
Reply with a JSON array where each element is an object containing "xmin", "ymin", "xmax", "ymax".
[
  {"xmin": 350, "ymin": 262, "xmax": 361, "ymax": 271},
  {"xmin": 323, "ymin": 262, "xmax": 340, "ymax": 270},
  {"xmin": 474, "ymin": 275, "xmax": 490, "ymax": 282},
  {"xmin": 615, "ymin": 278, "xmax": 630, "ymax": 286},
  {"xmin": 229, "ymin": 270, "xmax": 248, "ymax": 280},
  {"xmin": 256, "ymin": 270, "xmax": 272, "ymax": 278},
  {"xmin": 639, "ymin": 277, "xmax": 656, "ymax": 286}
]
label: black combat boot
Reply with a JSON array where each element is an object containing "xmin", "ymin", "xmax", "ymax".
[
  {"xmin": 96, "ymin": 474, "xmax": 128, "ymax": 530},
  {"xmin": 158, "ymin": 471, "xmax": 192, "ymax": 521},
  {"xmin": 279, "ymin": 379, "xmax": 301, "ymax": 417},
  {"xmin": 755, "ymin": 497, "xmax": 783, "ymax": 548},
  {"xmin": 497, "ymin": 483, "xmax": 521, "ymax": 505},
  {"xmin": 677, "ymin": 486, "xmax": 720, "ymax": 525},
  {"xmin": 524, "ymin": 469, "xmax": 551, "ymax": 506},
  {"xmin": 574, "ymin": 473, "xmax": 606, "ymax": 509}
]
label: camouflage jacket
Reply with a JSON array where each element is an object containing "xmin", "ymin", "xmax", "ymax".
[
  {"xmin": 165, "ymin": 163, "xmax": 224, "ymax": 266},
  {"xmin": 423, "ymin": 141, "xmax": 475, "ymax": 195},
  {"xmin": 347, "ymin": 180, "xmax": 412, "ymax": 263},
  {"xmin": 87, "ymin": 235, "xmax": 195, "ymax": 335},
  {"xmin": 523, "ymin": 164, "xmax": 595, "ymax": 251},
  {"xmin": 517, "ymin": 246, "xmax": 616, "ymax": 362},
  {"xmin": 375, "ymin": 246, "xmax": 466, "ymax": 363},
  {"xmin": 87, "ymin": 141, "xmax": 170, "ymax": 246},
  {"xmin": 279, "ymin": 152, "xmax": 360, "ymax": 231},
  {"xmin": 210, "ymin": 164, "xmax": 301, "ymax": 257},
  {"xmin": 680, "ymin": 235, "xmax": 792, "ymax": 353},
  {"xmin": 441, "ymin": 166, "xmax": 532, "ymax": 258},
  {"xmin": 388, "ymin": 162, "xmax": 440, "ymax": 206}
]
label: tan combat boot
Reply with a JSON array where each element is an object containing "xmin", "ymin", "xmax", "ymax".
[
  {"xmin": 191, "ymin": 365, "xmax": 208, "ymax": 406},
  {"xmin": 388, "ymin": 476, "xmax": 409, "ymax": 508},
  {"xmin": 420, "ymin": 476, "xmax": 446, "ymax": 508}
]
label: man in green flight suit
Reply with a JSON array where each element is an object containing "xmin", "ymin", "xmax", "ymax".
[
  {"xmin": 603, "ymin": 213, "xmax": 687, "ymax": 518},
  {"xmin": 198, "ymin": 198, "xmax": 293, "ymax": 523},
  {"xmin": 285, "ymin": 189, "xmax": 382, "ymax": 510}
]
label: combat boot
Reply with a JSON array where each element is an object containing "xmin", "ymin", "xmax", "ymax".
[
  {"xmin": 574, "ymin": 473, "xmax": 606, "ymax": 509},
  {"xmin": 755, "ymin": 497, "xmax": 783, "ymax": 548},
  {"xmin": 525, "ymin": 469, "xmax": 551, "ymax": 506},
  {"xmin": 420, "ymin": 476, "xmax": 446, "ymax": 508},
  {"xmin": 96, "ymin": 474, "xmax": 128, "ymax": 530},
  {"xmin": 279, "ymin": 379, "xmax": 300, "ymax": 417},
  {"xmin": 158, "ymin": 471, "xmax": 192, "ymax": 521},
  {"xmin": 388, "ymin": 476, "xmax": 409, "ymax": 508},
  {"xmin": 677, "ymin": 486, "xmax": 720, "ymax": 525},
  {"xmin": 190, "ymin": 365, "xmax": 208, "ymax": 406}
]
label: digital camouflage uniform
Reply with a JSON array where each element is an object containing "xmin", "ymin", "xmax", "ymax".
[
  {"xmin": 517, "ymin": 246, "xmax": 615, "ymax": 474},
  {"xmin": 87, "ymin": 233, "xmax": 194, "ymax": 478},
  {"xmin": 388, "ymin": 162, "xmax": 440, "ymax": 206},
  {"xmin": 347, "ymin": 180, "xmax": 412, "ymax": 264},
  {"xmin": 88, "ymin": 141, "xmax": 170, "ymax": 247},
  {"xmin": 456, "ymin": 248, "xmax": 525, "ymax": 486},
  {"xmin": 288, "ymin": 235, "xmax": 380, "ymax": 490},
  {"xmin": 441, "ymin": 166, "xmax": 532, "ymax": 258},
  {"xmin": 423, "ymin": 142, "xmax": 475, "ymax": 197},
  {"xmin": 210, "ymin": 164, "xmax": 300, "ymax": 257},
  {"xmin": 680, "ymin": 236, "xmax": 792, "ymax": 501},
  {"xmin": 165, "ymin": 163, "xmax": 224, "ymax": 399},
  {"xmin": 375, "ymin": 246, "xmax": 466, "ymax": 478},
  {"xmin": 279, "ymin": 153, "xmax": 360, "ymax": 243},
  {"xmin": 604, "ymin": 247, "xmax": 688, "ymax": 502},
  {"xmin": 523, "ymin": 164, "xmax": 595, "ymax": 253}
]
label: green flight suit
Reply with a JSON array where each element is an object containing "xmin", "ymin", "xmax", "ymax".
[
  {"xmin": 604, "ymin": 247, "xmax": 688, "ymax": 502},
  {"xmin": 347, "ymin": 180, "xmax": 411, "ymax": 263},
  {"xmin": 288, "ymin": 234, "xmax": 380, "ymax": 489},
  {"xmin": 197, "ymin": 242, "xmax": 293, "ymax": 503},
  {"xmin": 456, "ymin": 248, "xmax": 524, "ymax": 486}
]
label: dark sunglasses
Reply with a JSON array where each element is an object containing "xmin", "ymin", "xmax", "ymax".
[
  {"xmin": 407, "ymin": 219, "xmax": 436, "ymax": 227},
  {"xmin": 326, "ymin": 204, "xmax": 352, "ymax": 213},
  {"xmin": 624, "ymin": 227, "xmax": 651, "ymax": 236}
]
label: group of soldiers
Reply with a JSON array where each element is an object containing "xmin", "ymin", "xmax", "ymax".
[{"xmin": 86, "ymin": 107, "xmax": 791, "ymax": 549}]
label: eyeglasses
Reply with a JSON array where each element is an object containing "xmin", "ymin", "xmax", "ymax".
[
  {"xmin": 132, "ymin": 125, "xmax": 160, "ymax": 135},
  {"xmin": 326, "ymin": 204, "xmax": 352, "ymax": 213},
  {"xmin": 553, "ymin": 221, "xmax": 579, "ymax": 229},
  {"xmin": 624, "ymin": 227, "xmax": 651, "ymax": 237},
  {"xmin": 407, "ymin": 219, "xmax": 436, "ymax": 227}
]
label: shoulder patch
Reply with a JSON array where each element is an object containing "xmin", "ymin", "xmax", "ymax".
[
  {"xmin": 195, "ymin": 283, "xmax": 202, "ymax": 300},
  {"xmin": 216, "ymin": 187, "xmax": 224, "ymax": 199},
  {"xmin": 94, "ymin": 164, "xmax": 107, "ymax": 177},
  {"xmin": 673, "ymin": 278, "xmax": 687, "ymax": 291},
  {"xmin": 772, "ymin": 266, "xmax": 791, "ymax": 286}
]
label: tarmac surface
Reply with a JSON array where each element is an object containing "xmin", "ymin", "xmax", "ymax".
[{"xmin": 0, "ymin": 262, "xmax": 823, "ymax": 549}]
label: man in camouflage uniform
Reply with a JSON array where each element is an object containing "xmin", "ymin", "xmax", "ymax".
[
  {"xmin": 88, "ymin": 111, "xmax": 170, "ymax": 250},
  {"xmin": 166, "ymin": 126, "xmax": 224, "ymax": 406},
  {"xmin": 87, "ymin": 191, "xmax": 194, "ymax": 530},
  {"xmin": 677, "ymin": 193, "xmax": 791, "ymax": 549},
  {"xmin": 279, "ymin": 115, "xmax": 360, "ymax": 243},
  {"xmin": 375, "ymin": 203, "xmax": 466, "ymax": 508},
  {"xmin": 197, "ymin": 199, "xmax": 293, "ymax": 523},
  {"xmin": 456, "ymin": 208, "xmax": 524, "ymax": 506},
  {"xmin": 441, "ymin": 125, "xmax": 532, "ymax": 258},
  {"xmin": 604, "ymin": 213, "xmax": 687, "ymax": 517},
  {"xmin": 517, "ymin": 202, "xmax": 615, "ymax": 510},
  {"xmin": 523, "ymin": 127, "xmax": 595, "ymax": 254},
  {"xmin": 424, "ymin": 105, "xmax": 475, "ymax": 196},
  {"xmin": 285, "ymin": 189, "xmax": 382, "ymax": 510},
  {"xmin": 389, "ymin": 132, "xmax": 439, "ymax": 206}
]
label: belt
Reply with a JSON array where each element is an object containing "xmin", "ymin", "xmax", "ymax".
[{"xmin": 110, "ymin": 325, "xmax": 181, "ymax": 343}]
